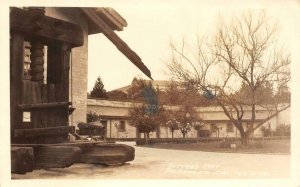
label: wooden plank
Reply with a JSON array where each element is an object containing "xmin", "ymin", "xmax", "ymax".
[
  {"xmin": 30, "ymin": 82, "xmax": 40, "ymax": 128},
  {"xmin": 41, "ymin": 84, "xmax": 47, "ymax": 103},
  {"xmin": 31, "ymin": 110, "xmax": 40, "ymax": 128},
  {"xmin": 41, "ymin": 84, "xmax": 48, "ymax": 128},
  {"xmin": 10, "ymin": 7, "xmax": 83, "ymax": 47},
  {"xmin": 22, "ymin": 80, "xmax": 32, "ymax": 104},
  {"xmin": 31, "ymin": 82, "xmax": 38, "ymax": 104},
  {"xmin": 14, "ymin": 126, "xmax": 75, "ymax": 138},
  {"xmin": 49, "ymin": 84, "xmax": 56, "ymax": 127},
  {"xmin": 18, "ymin": 101, "xmax": 71, "ymax": 110},
  {"xmin": 10, "ymin": 32, "xmax": 24, "ymax": 135}
]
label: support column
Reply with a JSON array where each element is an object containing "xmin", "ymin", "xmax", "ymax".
[{"xmin": 10, "ymin": 32, "xmax": 24, "ymax": 141}]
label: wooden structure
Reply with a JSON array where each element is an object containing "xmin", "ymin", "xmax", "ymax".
[
  {"xmin": 10, "ymin": 7, "xmax": 152, "ymax": 144},
  {"xmin": 10, "ymin": 7, "xmax": 152, "ymax": 174},
  {"xmin": 10, "ymin": 7, "xmax": 83, "ymax": 143}
]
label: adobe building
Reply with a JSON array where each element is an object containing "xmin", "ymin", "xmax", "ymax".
[
  {"xmin": 87, "ymin": 92, "xmax": 290, "ymax": 139},
  {"xmin": 87, "ymin": 80, "xmax": 290, "ymax": 139}
]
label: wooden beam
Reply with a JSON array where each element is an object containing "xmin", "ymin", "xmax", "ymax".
[
  {"xmin": 14, "ymin": 126, "xmax": 75, "ymax": 138},
  {"xmin": 10, "ymin": 7, "xmax": 83, "ymax": 47},
  {"xmin": 18, "ymin": 102, "xmax": 72, "ymax": 110},
  {"xmin": 10, "ymin": 32, "xmax": 24, "ymax": 133},
  {"xmin": 11, "ymin": 141, "xmax": 105, "ymax": 148},
  {"xmin": 80, "ymin": 8, "xmax": 152, "ymax": 80}
]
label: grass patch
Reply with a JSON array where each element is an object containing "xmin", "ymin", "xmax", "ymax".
[{"xmin": 142, "ymin": 139, "xmax": 290, "ymax": 154}]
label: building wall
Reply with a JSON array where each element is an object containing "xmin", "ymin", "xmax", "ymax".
[
  {"xmin": 45, "ymin": 8, "xmax": 89, "ymax": 126},
  {"xmin": 87, "ymin": 99, "xmax": 290, "ymax": 139},
  {"xmin": 105, "ymin": 119, "xmax": 136, "ymax": 138}
]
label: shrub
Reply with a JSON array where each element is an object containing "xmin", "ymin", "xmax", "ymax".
[
  {"xmin": 253, "ymin": 142, "xmax": 264, "ymax": 148},
  {"xmin": 273, "ymin": 125, "xmax": 290, "ymax": 137},
  {"xmin": 260, "ymin": 126, "xmax": 272, "ymax": 137},
  {"xmin": 219, "ymin": 139, "xmax": 236, "ymax": 148},
  {"xmin": 87, "ymin": 111, "xmax": 100, "ymax": 123}
]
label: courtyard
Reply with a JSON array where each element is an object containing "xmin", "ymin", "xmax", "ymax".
[{"xmin": 12, "ymin": 141, "xmax": 290, "ymax": 179}]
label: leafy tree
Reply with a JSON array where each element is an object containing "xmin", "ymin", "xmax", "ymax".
[
  {"xmin": 129, "ymin": 104, "xmax": 166, "ymax": 142},
  {"xmin": 127, "ymin": 77, "xmax": 148, "ymax": 101},
  {"xmin": 159, "ymin": 81, "xmax": 184, "ymax": 105},
  {"xmin": 107, "ymin": 90, "xmax": 128, "ymax": 100},
  {"xmin": 177, "ymin": 104, "xmax": 200, "ymax": 138},
  {"xmin": 90, "ymin": 76, "xmax": 107, "ymax": 98},
  {"xmin": 165, "ymin": 111, "xmax": 180, "ymax": 139},
  {"xmin": 274, "ymin": 85, "xmax": 290, "ymax": 103},
  {"xmin": 234, "ymin": 81, "xmax": 275, "ymax": 105},
  {"xmin": 128, "ymin": 78, "xmax": 166, "ymax": 143},
  {"xmin": 159, "ymin": 81, "xmax": 217, "ymax": 106},
  {"xmin": 165, "ymin": 102, "xmax": 201, "ymax": 138}
]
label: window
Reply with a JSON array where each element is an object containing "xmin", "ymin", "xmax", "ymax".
[
  {"xmin": 227, "ymin": 123, "xmax": 234, "ymax": 132},
  {"xmin": 23, "ymin": 42, "xmax": 31, "ymax": 79},
  {"xmin": 101, "ymin": 120, "xmax": 107, "ymax": 128},
  {"xmin": 210, "ymin": 123, "xmax": 217, "ymax": 132},
  {"xmin": 119, "ymin": 121, "xmax": 126, "ymax": 132}
]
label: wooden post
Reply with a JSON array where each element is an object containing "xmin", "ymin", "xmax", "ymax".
[
  {"xmin": 10, "ymin": 32, "xmax": 24, "ymax": 142},
  {"xmin": 61, "ymin": 43, "xmax": 71, "ymax": 102},
  {"xmin": 61, "ymin": 43, "xmax": 71, "ymax": 126}
]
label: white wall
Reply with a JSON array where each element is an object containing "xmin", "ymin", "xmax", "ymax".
[{"xmin": 87, "ymin": 99, "xmax": 290, "ymax": 139}]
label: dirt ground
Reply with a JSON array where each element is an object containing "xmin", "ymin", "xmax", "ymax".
[{"xmin": 12, "ymin": 141, "xmax": 290, "ymax": 179}]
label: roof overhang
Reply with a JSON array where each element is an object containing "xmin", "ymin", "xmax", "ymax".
[{"xmin": 83, "ymin": 7, "xmax": 127, "ymax": 34}]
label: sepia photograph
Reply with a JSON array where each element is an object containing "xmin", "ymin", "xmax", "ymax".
[{"xmin": 0, "ymin": 0, "xmax": 300, "ymax": 186}]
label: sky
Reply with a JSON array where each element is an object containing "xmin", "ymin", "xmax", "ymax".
[{"xmin": 86, "ymin": 0, "xmax": 299, "ymax": 91}]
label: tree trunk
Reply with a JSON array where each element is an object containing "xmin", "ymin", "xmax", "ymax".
[
  {"xmin": 171, "ymin": 131, "xmax": 174, "ymax": 139},
  {"xmin": 183, "ymin": 133, "xmax": 186, "ymax": 138},
  {"xmin": 241, "ymin": 132, "xmax": 249, "ymax": 145},
  {"xmin": 144, "ymin": 132, "xmax": 150, "ymax": 144}
]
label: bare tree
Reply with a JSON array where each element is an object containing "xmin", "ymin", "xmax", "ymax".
[{"xmin": 167, "ymin": 11, "xmax": 290, "ymax": 145}]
